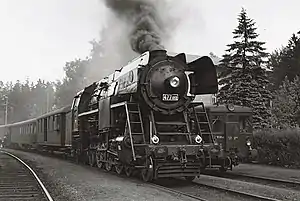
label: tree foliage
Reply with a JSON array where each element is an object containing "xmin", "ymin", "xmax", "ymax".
[
  {"xmin": 217, "ymin": 8, "xmax": 272, "ymax": 129},
  {"xmin": 271, "ymin": 76, "xmax": 300, "ymax": 129},
  {"xmin": 54, "ymin": 58, "xmax": 89, "ymax": 108},
  {"xmin": 0, "ymin": 79, "xmax": 55, "ymax": 124},
  {"xmin": 269, "ymin": 32, "xmax": 300, "ymax": 90}
]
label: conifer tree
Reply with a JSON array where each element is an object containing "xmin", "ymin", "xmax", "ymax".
[
  {"xmin": 217, "ymin": 8, "xmax": 272, "ymax": 129},
  {"xmin": 270, "ymin": 31, "xmax": 300, "ymax": 89}
]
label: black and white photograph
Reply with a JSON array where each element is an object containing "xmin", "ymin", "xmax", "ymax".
[{"xmin": 0, "ymin": 0, "xmax": 299, "ymax": 200}]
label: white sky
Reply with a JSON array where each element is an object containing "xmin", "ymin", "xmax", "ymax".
[{"xmin": 0, "ymin": 0, "xmax": 299, "ymax": 83}]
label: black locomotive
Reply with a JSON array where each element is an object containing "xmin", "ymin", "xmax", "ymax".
[
  {"xmin": 0, "ymin": 50, "xmax": 220, "ymax": 182},
  {"xmin": 71, "ymin": 50, "xmax": 219, "ymax": 181}
]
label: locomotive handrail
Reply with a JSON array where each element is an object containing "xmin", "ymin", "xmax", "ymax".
[
  {"xmin": 78, "ymin": 109, "xmax": 99, "ymax": 117},
  {"xmin": 111, "ymin": 101, "xmax": 127, "ymax": 109}
]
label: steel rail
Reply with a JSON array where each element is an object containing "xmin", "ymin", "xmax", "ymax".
[
  {"xmin": 0, "ymin": 150, "xmax": 54, "ymax": 201},
  {"xmin": 148, "ymin": 182, "xmax": 209, "ymax": 201},
  {"xmin": 204, "ymin": 171, "xmax": 300, "ymax": 189},
  {"xmin": 192, "ymin": 180, "xmax": 281, "ymax": 201}
]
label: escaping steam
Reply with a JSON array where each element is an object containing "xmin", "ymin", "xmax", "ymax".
[{"xmin": 102, "ymin": 0, "xmax": 165, "ymax": 54}]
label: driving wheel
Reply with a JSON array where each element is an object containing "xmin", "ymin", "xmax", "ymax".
[
  {"xmin": 115, "ymin": 164, "xmax": 124, "ymax": 175},
  {"xmin": 124, "ymin": 166, "xmax": 133, "ymax": 177},
  {"xmin": 96, "ymin": 151, "xmax": 104, "ymax": 168},
  {"xmin": 105, "ymin": 157, "xmax": 113, "ymax": 172}
]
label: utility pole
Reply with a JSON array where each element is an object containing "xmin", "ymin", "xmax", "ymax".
[
  {"xmin": 46, "ymin": 91, "xmax": 49, "ymax": 113},
  {"xmin": 4, "ymin": 96, "xmax": 8, "ymax": 125}
]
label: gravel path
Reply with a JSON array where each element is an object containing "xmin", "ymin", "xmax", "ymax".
[
  {"xmin": 3, "ymin": 149, "xmax": 197, "ymax": 201},
  {"xmin": 233, "ymin": 163, "xmax": 300, "ymax": 182}
]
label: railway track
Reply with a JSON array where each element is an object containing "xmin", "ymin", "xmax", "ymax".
[
  {"xmin": 149, "ymin": 181, "xmax": 209, "ymax": 201},
  {"xmin": 153, "ymin": 177, "xmax": 281, "ymax": 201},
  {"xmin": 192, "ymin": 180, "xmax": 281, "ymax": 201},
  {"xmin": 204, "ymin": 170, "xmax": 300, "ymax": 190},
  {"xmin": 0, "ymin": 150, "xmax": 53, "ymax": 201}
]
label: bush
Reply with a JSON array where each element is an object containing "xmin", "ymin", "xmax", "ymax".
[{"xmin": 253, "ymin": 128, "xmax": 300, "ymax": 168}]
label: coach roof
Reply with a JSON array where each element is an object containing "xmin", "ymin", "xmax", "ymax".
[{"xmin": 37, "ymin": 105, "xmax": 71, "ymax": 119}]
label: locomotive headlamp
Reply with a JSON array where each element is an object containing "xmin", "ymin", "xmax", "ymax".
[
  {"xmin": 151, "ymin": 135, "xmax": 160, "ymax": 144},
  {"xmin": 195, "ymin": 135, "xmax": 202, "ymax": 144},
  {"xmin": 246, "ymin": 140, "xmax": 251, "ymax": 146},
  {"xmin": 169, "ymin": 76, "xmax": 180, "ymax": 88}
]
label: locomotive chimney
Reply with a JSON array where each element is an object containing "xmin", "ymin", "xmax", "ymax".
[{"xmin": 149, "ymin": 50, "xmax": 167, "ymax": 60}]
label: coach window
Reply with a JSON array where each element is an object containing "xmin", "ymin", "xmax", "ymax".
[
  {"xmin": 53, "ymin": 115, "xmax": 57, "ymax": 130},
  {"xmin": 48, "ymin": 117, "xmax": 50, "ymax": 131},
  {"xmin": 39, "ymin": 120, "xmax": 41, "ymax": 132},
  {"xmin": 49, "ymin": 116, "xmax": 51, "ymax": 131},
  {"xmin": 239, "ymin": 116, "xmax": 252, "ymax": 133},
  {"xmin": 40, "ymin": 120, "xmax": 43, "ymax": 132},
  {"xmin": 57, "ymin": 115, "xmax": 61, "ymax": 130},
  {"xmin": 211, "ymin": 115, "xmax": 224, "ymax": 133},
  {"xmin": 38, "ymin": 120, "xmax": 40, "ymax": 132}
]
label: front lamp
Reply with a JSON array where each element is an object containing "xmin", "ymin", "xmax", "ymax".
[
  {"xmin": 195, "ymin": 135, "xmax": 202, "ymax": 144},
  {"xmin": 169, "ymin": 76, "xmax": 180, "ymax": 88},
  {"xmin": 151, "ymin": 135, "xmax": 160, "ymax": 144}
]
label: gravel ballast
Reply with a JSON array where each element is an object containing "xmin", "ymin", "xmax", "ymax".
[
  {"xmin": 233, "ymin": 163, "xmax": 300, "ymax": 182},
  {"xmin": 3, "ymin": 149, "xmax": 197, "ymax": 201},
  {"xmin": 195, "ymin": 175, "xmax": 300, "ymax": 201}
]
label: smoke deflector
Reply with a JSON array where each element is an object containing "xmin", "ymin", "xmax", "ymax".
[{"xmin": 187, "ymin": 56, "xmax": 218, "ymax": 95}]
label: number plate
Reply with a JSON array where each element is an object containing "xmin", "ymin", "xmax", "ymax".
[{"xmin": 162, "ymin": 94, "xmax": 179, "ymax": 101}]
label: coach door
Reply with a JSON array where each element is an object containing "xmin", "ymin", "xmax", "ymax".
[
  {"xmin": 44, "ymin": 118, "xmax": 47, "ymax": 142},
  {"xmin": 225, "ymin": 115, "xmax": 239, "ymax": 151},
  {"xmin": 238, "ymin": 115, "xmax": 253, "ymax": 154},
  {"xmin": 210, "ymin": 114, "xmax": 225, "ymax": 148}
]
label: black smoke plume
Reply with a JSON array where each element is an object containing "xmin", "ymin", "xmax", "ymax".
[{"xmin": 103, "ymin": 0, "xmax": 165, "ymax": 54}]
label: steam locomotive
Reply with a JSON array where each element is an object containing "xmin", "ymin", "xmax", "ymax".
[{"xmin": 0, "ymin": 50, "xmax": 226, "ymax": 182}]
